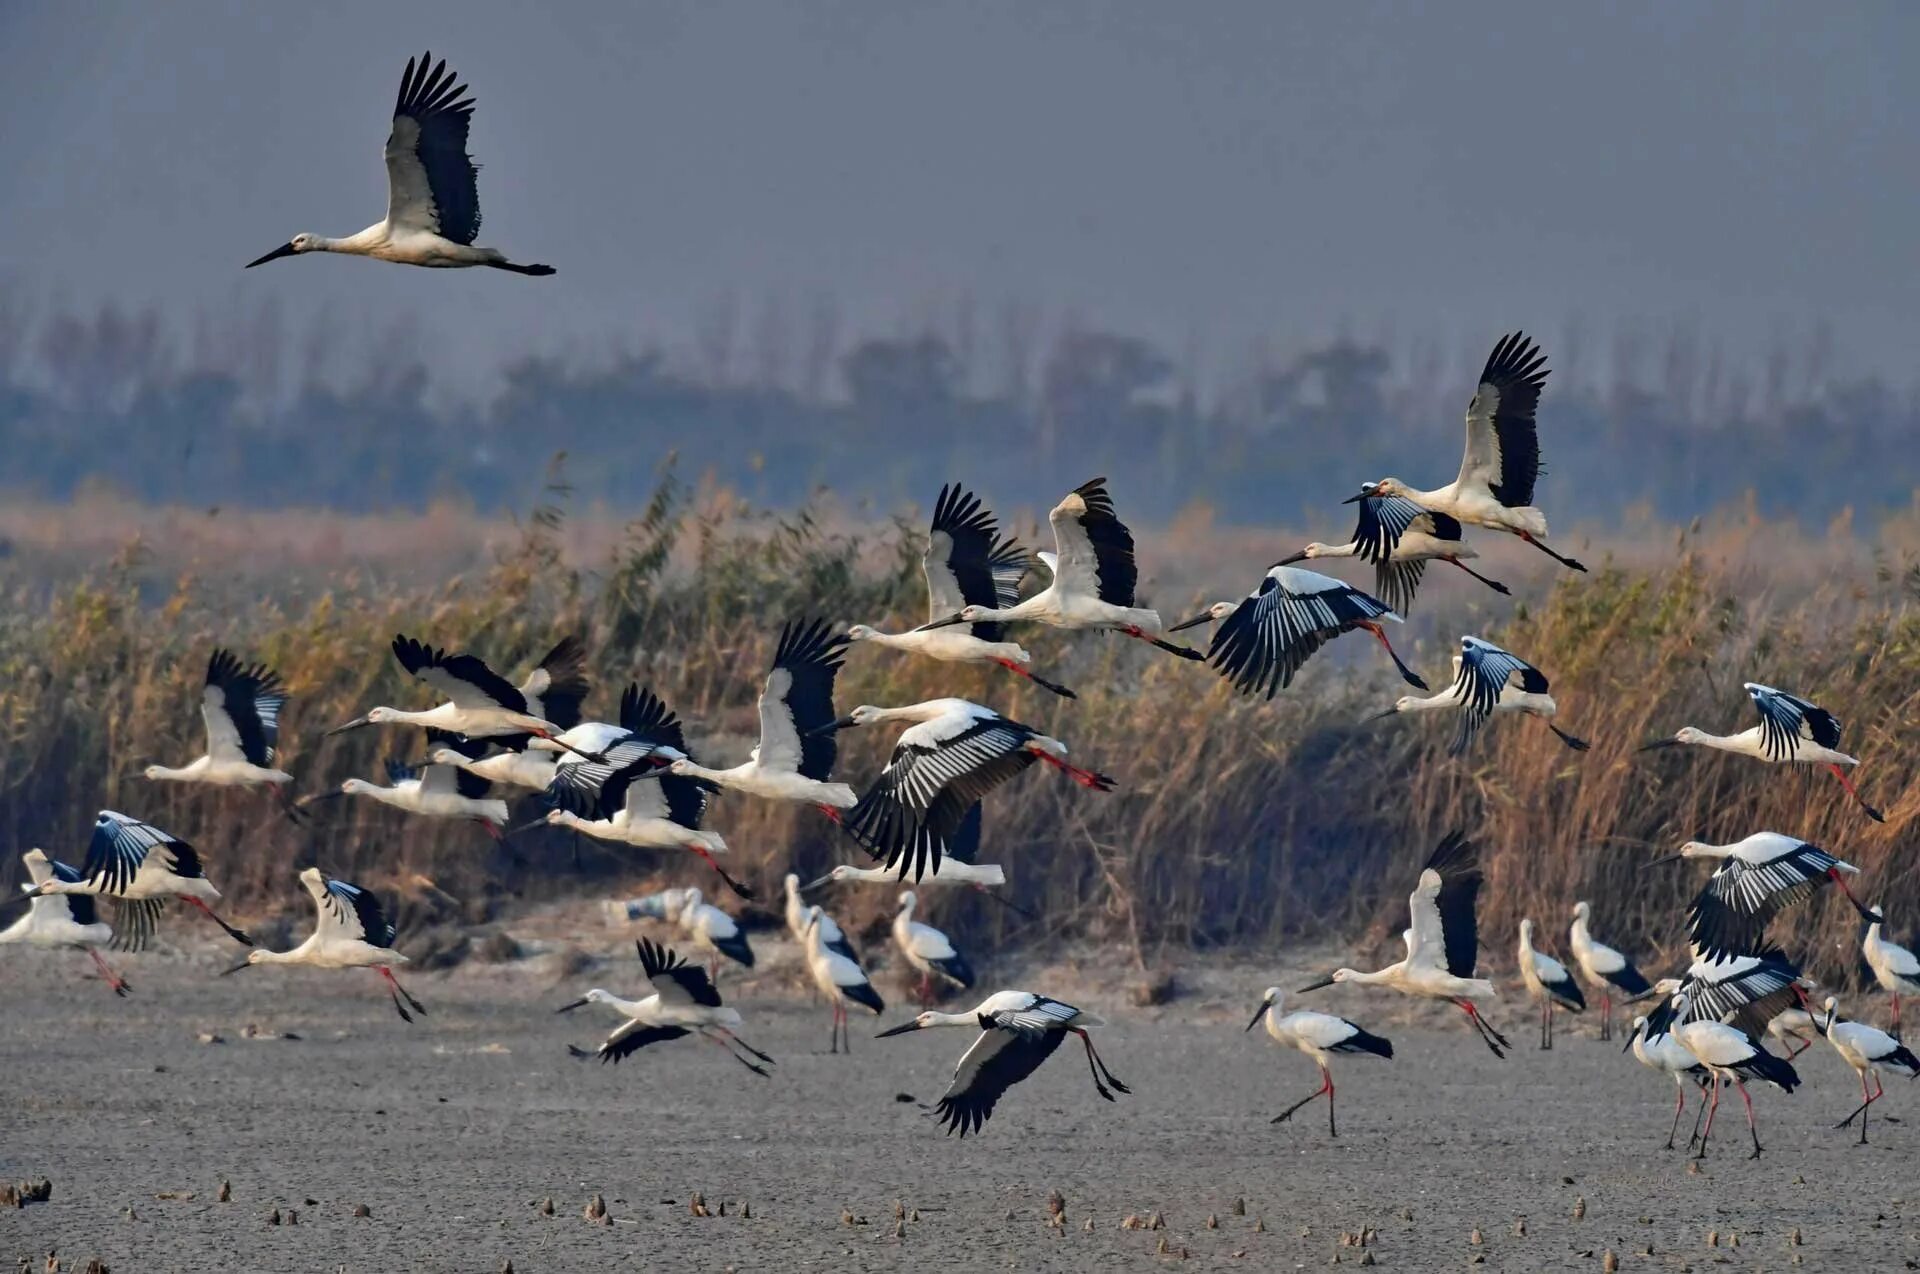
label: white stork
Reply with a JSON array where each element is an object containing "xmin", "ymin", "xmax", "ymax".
[
  {"xmin": 1277, "ymin": 492, "xmax": 1509, "ymax": 615},
  {"xmin": 142, "ymin": 649, "xmax": 298, "ymax": 819},
  {"xmin": 893, "ymin": 891, "xmax": 976, "ymax": 1004},
  {"xmin": 329, "ymin": 635, "xmax": 601, "ymax": 759},
  {"xmin": 801, "ymin": 805, "xmax": 1010, "ymax": 892},
  {"xmin": 784, "ymin": 875, "xmax": 859, "ymax": 964},
  {"xmin": 28, "ymin": 811, "xmax": 252, "ymax": 951},
  {"xmin": 1646, "ymin": 947, "xmax": 1807, "ymax": 1037},
  {"xmin": 848, "ymin": 484, "xmax": 1073, "ymax": 698},
  {"xmin": 531, "ymin": 686, "xmax": 749, "ymax": 898},
  {"xmin": 1648, "ymin": 990, "xmax": 1800, "ymax": 1159},
  {"xmin": 558, "ymin": 938, "xmax": 774, "ymax": 1075},
  {"xmin": 1568, "ymin": 900, "xmax": 1650, "ymax": 1040},
  {"xmin": 1246, "ymin": 987, "xmax": 1392, "ymax": 1137},
  {"xmin": 246, "ymin": 52, "xmax": 554, "ymax": 275},
  {"xmin": 671, "ymin": 886, "xmax": 754, "ymax": 978},
  {"xmin": 1517, "ymin": 918, "xmax": 1585, "ymax": 1049},
  {"xmin": 1863, "ymin": 908, "xmax": 1920, "ymax": 1037},
  {"xmin": 1814, "ymin": 995, "xmax": 1920, "ymax": 1144},
  {"xmin": 1639, "ymin": 682, "xmax": 1883, "ymax": 821},
  {"xmin": 817, "ymin": 699, "xmax": 1113, "ymax": 882},
  {"xmin": 1299, "ymin": 831, "xmax": 1510, "ymax": 1057},
  {"xmin": 1766, "ymin": 996, "xmax": 1821, "ymax": 1060},
  {"xmin": 801, "ymin": 905, "xmax": 884, "ymax": 1053},
  {"xmin": 1169, "ymin": 565, "xmax": 1426, "ymax": 697},
  {"xmin": 1, "ymin": 849, "xmax": 128, "ymax": 996},
  {"xmin": 918, "ymin": 478, "xmax": 1203, "ymax": 661},
  {"xmin": 1364, "ymin": 635, "xmax": 1588, "ymax": 754},
  {"xmin": 876, "ymin": 991, "xmax": 1130, "ymax": 1136},
  {"xmin": 1646, "ymin": 832, "xmax": 1874, "ymax": 962},
  {"xmin": 668, "ymin": 618, "xmax": 856, "ymax": 819},
  {"xmin": 318, "ymin": 731, "xmax": 509, "ymax": 837},
  {"xmin": 1622, "ymin": 1014, "xmax": 1713, "ymax": 1151},
  {"xmin": 223, "ymin": 868, "xmax": 425, "ymax": 1022},
  {"xmin": 1353, "ymin": 331, "xmax": 1586, "ymax": 572}
]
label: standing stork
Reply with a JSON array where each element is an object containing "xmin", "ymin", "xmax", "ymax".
[
  {"xmin": 1169, "ymin": 565, "xmax": 1426, "ymax": 698},
  {"xmin": 1647, "ymin": 832, "xmax": 1874, "ymax": 962},
  {"xmin": 801, "ymin": 905, "xmax": 884, "ymax": 1053},
  {"xmin": 1639, "ymin": 683, "xmax": 1883, "ymax": 821},
  {"xmin": 817, "ymin": 699, "xmax": 1113, "ymax": 882},
  {"xmin": 918, "ymin": 478, "xmax": 1203, "ymax": 661},
  {"xmin": 142, "ymin": 648, "xmax": 298, "ymax": 819},
  {"xmin": 1517, "ymin": 918, "xmax": 1586, "ymax": 1049},
  {"xmin": 1245, "ymin": 987, "xmax": 1392, "ymax": 1137},
  {"xmin": 223, "ymin": 868, "xmax": 425, "ymax": 1022},
  {"xmin": 848, "ymin": 484, "xmax": 1073, "ymax": 698},
  {"xmin": 28, "ymin": 811, "xmax": 252, "ymax": 951},
  {"xmin": 667, "ymin": 619, "xmax": 856, "ymax": 820},
  {"xmin": 246, "ymin": 52, "xmax": 555, "ymax": 275},
  {"xmin": 1276, "ymin": 492, "xmax": 1509, "ymax": 615},
  {"xmin": 672, "ymin": 887, "xmax": 754, "ymax": 978},
  {"xmin": 893, "ymin": 891, "xmax": 976, "ymax": 1004},
  {"xmin": 784, "ymin": 875, "xmax": 858, "ymax": 964},
  {"xmin": 1569, "ymin": 900, "xmax": 1650, "ymax": 1040},
  {"xmin": 876, "ymin": 991, "xmax": 1130, "ymax": 1136},
  {"xmin": 1649, "ymin": 990, "xmax": 1800, "ymax": 1159},
  {"xmin": 1, "ymin": 849, "xmax": 128, "ymax": 996},
  {"xmin": 328, "ymin": 635, "xmax": 602, "ymax": 759},
  {"xmin": 1863, "ymin": 908, "xmax": 1920, "ymax": 1038},
  {"xmin": 1364, "ymin": 635, "xmax": 1588, "ymax": 754},
  {"xmin": 1622, "ymin": 1014, "xmax": 1713, "ymax": 1151},
  {"xmin": 557, "ymin": 938, "xmax": 774, "ymax": 1075},
  {"xmin": 1299, "ymin": 831, "xmax": 1511, "ymax": 1057},
  {"xmin": 1815, "ymin": 995, "xmax": 1920, "ymax": 1144},
  {"xmin": 1351, "ymin": 331, "xmax": 1586, "ymax": 571}
]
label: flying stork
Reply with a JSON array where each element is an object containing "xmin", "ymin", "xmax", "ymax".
[
  {"xmin": 892, "ymin": 891, "xmax": 976, "ymax": 1003},
  {"xmin": 817, "ymin": 699, "xmax": 1113, "ymax": 882},
  {"xmin": 557, "ymin": 938, "xmax": 774, "ymax": 1075},
  {"xmin": 1639, "ymin": 682, "xmax": 1883, "ymax": 821},
  {"xmin": 1568, "ymin": 900, "xmax": 1650, "ymax": 1040},
  {"xmin": 1814, "ymin": 995, "xmax": 1920, "ymax": 1144},
  {"xmin": 1170, "ymin": 565, "xmax": 1426, "ymax": 698},
  {"xmin": 1364, "ymin": 635, "xmax": 1588, "ymax": 754},
  {"xmin": 0, "ymin": 849, "xmax": 128, "ymax": 996},
  {"xmin": 1246, "ymin": 987, "xmax": 1393, "ymax": 1137},
  {"xmin": 27, "ymin": 811, "xmax": 252, "ymax": 951},
  {"xmin": 876, "ymin": 991, "xmax": 1130, "ymax": 1137},
  {"xmin": 223, "ymin": 868, "xmax": 425, "ymax": 1022},
  {"xmin": 801, "ymin": 905, "xmax": 884, "ymax": 1053},
  {"xmin": 1517, "ymin": 917, "xmax": 1586, "ymax": 1049},
  {"xmin": 1351, "ymin": 331, "xmax": 1586, "ymax": 572},
  {"xmin": 1863, "ymin": 908, "xmax": 1920, "ymax": 1037},
  {"xmin": 667, "ymin": 619, "xmax": 857, "ymax": 820},
  {"xmin": 1277, "ymin": 492, "xmax": 1509, "ymax": 615},
  {"xmin": 246, "ymin": 52, "xmax": 555, "ymax": 275},
  {"xmin": 1299, "ymin": 831, "xmax": 1511, "ymax": 1057},
  {"xmin": 1646, "ymin": 989, "xmax": 1800, "ymax": 1159},
  {"xmin": 918, "ymin": 478, "xmax": 1203, "ymax": 661},
  {"xmin": 801, "ymin": 805, "xmax": 1009, "ymax": 891},
  {"xmin": 142, "ymin": 648, "xmax": 299, "ymax": 819},
  {"xmin": 1647, "ymin": 832, "xmax": 1874, "ymax": 962},
  {"xmin": 848, "ymin": 484, "xmax": 1073, "ymax": 697},
  {"xmin": 316, "ymin": 731, "xmax": 509, "ymax": 837}
]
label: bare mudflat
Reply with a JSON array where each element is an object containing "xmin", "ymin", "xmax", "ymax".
[{"xmin": 3, "ymin": 945, "xmax": 1913, "ymax": 1272}]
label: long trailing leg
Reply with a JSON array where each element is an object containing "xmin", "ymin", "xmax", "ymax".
[
  {"xmin": 1029, "ymin": 748, "xmax": 1117, "ymax": 792},
  {"xmin": 1445, "ymin": 556, "xmax": 1511, "ymax": 596},
  {"xmin": 1121, "ymin": 624, "xmax": 1205, "ymax": 662},
  {"xmin": 183, "ymin": 896, "xmax": 253, "ymax": 946},
  {"xmin": 1828, "ymin": 763, "xmax": 1885, "ymax": 822},
  {"xmin": 1357, "ymin": 621, "xmax": 1427, "ymax": 690},
  {"xmin": 1896, "ymin": 991, "xmax": 1903, "ymax": 1041},
  {"xmin": 1457, "ymin": 999, "xmax": 1509, "ymax": 1057},
  {"xmin": 1782, "ymin": 1031, "xmax": 1812, "ymax": 1059},
  {"xmin": 714, "ymin": 1027, "xmax": 776, "ymax": 1067},
  {"xmin": 1516, "ymin": 529, "xmax": 1587, "ymax": 572},
  {"xmin": 994, "ymin": 657, "xmax": 1077, "ymax": 699},
  {"xmin": 1072, "ymin": 1027, "xmax": 1131, "ymax": 1096},
  {"xmin": 86, "ymin": 947, "xmax": 131, "ymax": 997},
  {"xmin": 828, "ymin": 1002, "xmax": 841, "ymax": 1054},
  {"xmin": 689, "ymin": 845, "xmax": 755, "ymax": 900},
  {"xmin": 1836, "ymin": 1068, "xmax": 1880, "ymax": 1141},
  {"xmin": 380, "ymin": 966, "xmax": 426, "ymax": 1016},
  {"xmin": 1272, "ymin": 1065, "xmax": 1333, "ymax": 1133},
  {"xmin": 972, "ymin": 884, "xmax": 1038, "ymax": 919},
  {"xmin": 699, "ymin": 1030, "xmax": 770, "ymax": 1077},
  {"xmin": 1735, "ymin": 1079, "xmax": 1764, "ymax": 1159},
  {"xmin": 375, "ymin": 967, "xmax": 413, "ymax": 1023},
  {"xmin": 1548, "ymin": 724, "xmax": 1592, "ymax": 751}
]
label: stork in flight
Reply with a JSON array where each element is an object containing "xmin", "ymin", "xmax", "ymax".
[
  {"xmin": 246, "ymin": 52, "xmax": 554, "ymax": 275},
  {"xmin": 315, "ymin": 731, "xmax": 509, "ymax": 838},
  {"xmin": 919, "ymin": 478, "xmax": 1203, "ymax": 662},
  {"xmin": 142, "ymin": 649, "xmax": 299, "ymax": 820},
  {"xmin": 1351, "ymin": 331, "xmax": 1586, "ymax": 572},
  {"xmin": 848, "ymin": 484, "xmax": 1074, "ymax": 698},
  {"xmin": 223, "ymin": 868, "xmax": 425, "ymax": 1022},
  {"xmin": 558, "ymin": 938, "xmax": 774, "ymax": 1075},
  {"xmin": 1169, "ymin": 565, "xmax": 1426, "ymax": 698},
  {"xmin": 27, "ymin": 811, "xmax": 253, "ymax": 952},
  {"xmin": 817, "ymin": 699, "xmax": 1113, "ymax": 882},
  {"xmin": 1365, "ymin": 635, "xmax": 1588, "ymax": 754},
  {"xmin": 1277, "ymin": 493, "xmax": 1509, "ymax": 615},
  {"xmin": 1299, "ymin": 831, "xmax": 1510, "ymax": 1057},
  {"xmin": 1639, "ymin": 682, "xmax": 1883, "ymax": 822},
  {"xmin": 1, "ymin": 849, "xmax": 129, "ymax": 996},
  {"xmin": 1647, "ymin": 832, "xmax": 1874, "ymax": 962}
]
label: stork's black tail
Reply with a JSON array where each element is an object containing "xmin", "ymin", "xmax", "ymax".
[{"xmin": 1330, "ymin": 1025, "xmax": 1394, "ymax": 1060}]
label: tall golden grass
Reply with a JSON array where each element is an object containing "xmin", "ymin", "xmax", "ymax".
[{"xmin": 1, "ymin": 472, "xmax": 1914, "ymax": 985}]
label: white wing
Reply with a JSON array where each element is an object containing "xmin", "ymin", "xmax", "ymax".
[
  {"xmin": 200, "ymin": 685, "xmax": 247, "ymax": 766},
  {"xmin": 1403, "ymin": 867, "xmax": 1448, "ymax": 973}
]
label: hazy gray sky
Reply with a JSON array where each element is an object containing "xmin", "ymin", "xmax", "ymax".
[{"xmin": 1, "ymin": 2, "xmax": 1913, "ymax": 394}]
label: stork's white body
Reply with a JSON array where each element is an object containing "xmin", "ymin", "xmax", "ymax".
[
  {"xmin": 850, "ymin": 628, "xmax": 1031, "ymax": 667},
  {"xmin": 1379, "ymin": 658, "xmax": 1559, "ymax": 722},
  {"xmin": 811, "ymin": 858, "xmax": 1007, "ymax": 889},
  {"xmin": 1664, "ymin": 725, "xmax": 1854, "ymax": 768},
  {"xmin": 39, "ymin": 854, "xmax": 222, "ymax": 907},
  {"xmin": 1374, "ymin": 478, "xmax": 1546, "ymax": 538},
  {"xmin": 243, "ymin": 869, "xmax": 408, "ymax": 972},
  {"xmin": 893, "ymin": 891, "xmax": 972, "ymax": 995},
  {"xmin": 437, "ymin": 748, "xmax": 558, "ymax": 793},
  {"xmin": 566, "ymin": 987, "xmax": 742, "ymax": 1033},
  {"xmin": 145, "ymin": 755, "xmax": 293, "ymax": 787},
  {"xmin": 1864, "ymin": 922, "xmax": 1920, "ymax": 998},
  {"xmin": 1568, "ymin": 900, "xmax": 1647, "ymax": 1040},
  {"xmin": 2, "ymin": 851, "xmax": 113, "ymax": 950},
  {"xmin": 671, "ymin": 757, "xmax": 854, "ymax": 808},
  {"xmin": 543, "ymin": 807, "xmax": 728, "ymax": 857},
  {"xmin": 357, "ymin": 702, "xmax": 555, "ymax": 741},
  {"xmin": 671, "ymin": 887, "xmax": 751, "ymax": 971},
  {"xmin": 1295, "ymin": 527, "xmax": 1480, "ymax": 568},
  {"xmin": 339, "ymin": 775, "xmax": 508, "ymax": 827},
  {"xmin": 802, "ymin": 910, "xmax": 876, "ymax": 1006}
]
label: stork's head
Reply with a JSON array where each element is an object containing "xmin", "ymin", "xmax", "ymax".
[
  {"xmin": 428, "ymin": 747, "xmax": 467, "ymax": 769},
  {"xmin": 245, "ymin": 234, "xmax": 319, "ymax": 268},
  {"xmin": 667, "ymin": 758, "xmax": 696, "ymax": 777},
  {"xmin": 1245, "ymin": 986, "xmax": 1284, "ymax": 1031},
  {"xmin": 340, "ymin": 778, "xmax": 375, "ymax": 796},
  {"xmin": 897, "ymin": 890, "xmax": 918, "ymax": 912},
  {"xmin": 1168, "ymin": 602, "xmax": 1235, "ymax": 633},
  {"xmin": 845, "ymin": 624, "xmax": 878, "ymax": 642},
  {"xmin": 554, "ymin": 988, "xmax": 614, "ymax": 1013},
  {"xmin": 1572, "ymin": 900, "xmax": 1591, "ymax": 922},
  {"xmin": 875, "ymin": 1010, "xmax": 942, "ymax": 1036},
  {"xmin": 1275, "ymin": 544, "xmax": 1333, "ymax": 566},
  {"xmin": 1296, "ymin": 968, "xmax": 1354, "ymax": 993},
  {"xmin": 141, "ymin": 764, "xmax": 166, "ymax": 780},
  {"xmin": 1357, "ymin": 478, "xmax": 1403, "ymax": 501},
  {"xmin": 1519, "ymin": 917, "xmax": 1536, "ymax": 943}
]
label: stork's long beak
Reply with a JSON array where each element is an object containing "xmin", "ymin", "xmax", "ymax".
[
  {"xmin": 1642, "ymin": 854, "xmax": 1686, "ymax": 869},
  {"xmin": 219, "ymin": 959, "xmax": 253, "ymax": 976},
  {"xmin": 555, "ymin": 997, "xmax": 590, "ymax": 1014},
  {"xmin": 1636, "ymin": 738, "xmax": 1680, "ymax": 752},
  {"xmin": 808, "ymin": 716, "xmax": 857, "ymax": 738},
  {"xmin": 798, "ymin": 874, "xmax": 835, "ymax": 893},
  {"xmin": 918, "ymin": 614, "xmax": 969, "ymax": 631},
  {"xmin": 1359, "ymin": 706, "xmax": 1399, "ymax": 725},
  {"xmin": 1167, "ymin": 611, "xmax": 1212, "ymax": 634},
  {"xmin": 1340, "ymin": 492, "xmax": 1365, "ymax": 504},
  {"xmin": 1621, "ymin": 1027, "xmax": 1639, "ymax": 1053},
  {"xmin": 20, "ymin": 885, "xmax": 45, "ymax": 899},
  {"xmin": 1296, "ymin": 975, "xmax": 1336, "ymax": 994},
  {"xmin": 875, "ymin": 1020, "xmax": 924, "ymax": 1038},
  {"xmin": 245, "ymin": 241, "xmax": 298, "ymax": 268},
  {"xmin": 1273, "ymin": 550, "xmax": 1308, "ymax": 566},
  {"xmin": 1245, "ymin": 1000, "xmax": 1272, "ymax": 1032},
  {"xmin": 326, "ymin": 716, "xmax": 370, "ymax": 736}
]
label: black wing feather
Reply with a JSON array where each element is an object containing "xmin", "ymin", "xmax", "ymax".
[
  {"xmin": 635, "ymin": 936, "xmax": 723, "ymax": 1008},
  {"xmin": 206, "ymin": 647, "xmax": 288, "ymax": 767},
  {"xmin": 1476, "ymin": 331, "xmax": 1549, "ymax": 507},
  {"xmin": 394, "ymin": 52, "xmax": 482, "ymax": 246},
  {"xmin": 1069, "ymin": 478, "xmax": 1139, "ymax": 606},
  {"xmin": 391, "ymin": 634, "xmax": 528, "ymax": 713},
  {"xmin": 842, "ymin": 722, "xmax": 1039, "ymax": 881},
  {"xmin": 934, "ymin": 1027, "xmax": 1066, "ymax": 1137},
  {"xmin": 771, "ymin": 618, "xmax": 849, "ymax": 782},
  {"xmin": 1424, "ymin": 831, "xmax": 1482, "ymax": 980}
]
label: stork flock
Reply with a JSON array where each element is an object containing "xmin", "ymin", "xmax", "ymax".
[{"xmin": 4, "ymin": 49, "xmax": 1907, "ymax": 1154}]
